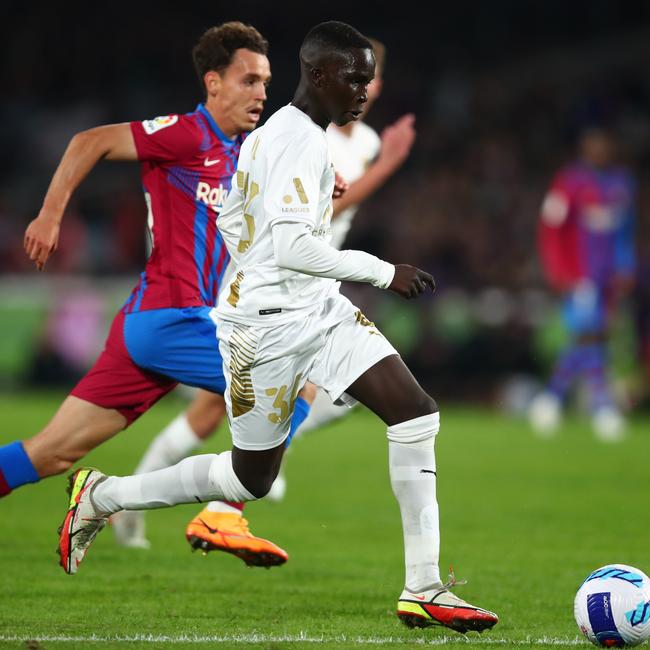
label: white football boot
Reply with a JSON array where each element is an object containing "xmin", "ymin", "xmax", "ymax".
[
  {"xmin": 528, "ymin": 392, "xmax": 562, "ymax": 437},
  {"xmin": 57, "ymin": 468, "xmax": 108, "ymax": 574},
  {"xmin": 397, "ymin": 572, "xmax": 498, "ymax": 634},
  {"xmin": 592, "ymin": 406, "xmax": 625, "ymax": 442}
]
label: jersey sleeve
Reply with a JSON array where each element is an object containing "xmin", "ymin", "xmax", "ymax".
[
  {"xmin": 130, "ymin": 114, "xmax": 202, "ymax": 163},
  {"xmin": 217, "ymin": 179, "xmax": 245, "ymax": 262},
  {"xmin": 538, "ymin": 170, "xmax": 580, "ymax": 289},
  {"xmin": 365, "ymin": 126, "xmax": 381, "ymax": 163},
  {"xmin": 265, "ymin": 133, "xmax": 327, "ymax": 228}
]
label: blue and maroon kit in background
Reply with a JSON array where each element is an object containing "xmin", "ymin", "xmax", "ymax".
[
  {"xmin": 538, "ymin": 162, "xmax": 636, "ymax": 411},
  {"xmin": 538, "ymin": 163, "xmax": 636, "ymax": 334}
]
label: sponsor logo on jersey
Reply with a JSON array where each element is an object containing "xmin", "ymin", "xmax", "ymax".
[
  {"xmin": 282, "ymin": 207, "xmax": 310, "ymax": 214},
  {"xmin": 196, "ymin": 181, "xmax": 229, "ymax": 213},
  {"xmin": 311, "ymin": 224, "xmax": 331, "ymax": 238},
  {"xmin": 142, "ymin": 115, "xmax": 179, "ymax": 135}
]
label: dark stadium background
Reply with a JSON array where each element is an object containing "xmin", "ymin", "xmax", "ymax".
[{"xmin": 1, "ymin": 0, "xmax": 650, "ymax": 403}]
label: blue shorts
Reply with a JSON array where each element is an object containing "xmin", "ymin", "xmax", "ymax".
[
  {"xmin": 562, "ymin": 283, "xmax": 607, "ymax": 335},
  {"xmin": 123, "ymin": 306, "xmax": 226, "ymax": 394},
  {"xmin": 72, "ymin": 306, "xmax": 225, "ymax": 425}
]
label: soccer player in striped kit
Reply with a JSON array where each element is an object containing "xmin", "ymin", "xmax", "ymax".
[
  {"xmin": 3, "ymin": 22, "xmax": 310, "ymax": 566},
  {"xmin": 529, "ymin": 127, "xmax": 636, "ymax": 441}
]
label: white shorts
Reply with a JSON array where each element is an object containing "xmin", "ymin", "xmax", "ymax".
[{"xmin": 216, "ymin": 293, "xmax": 398, "ymax": 450}]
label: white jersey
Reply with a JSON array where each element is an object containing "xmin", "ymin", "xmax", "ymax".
[
  {"xmin": 216, "ymin": 104, "xmax": 337, "ymax": 326},
  {"xmin": 326, "ymin": 121, "xmax": 381, "ymax": 249}
]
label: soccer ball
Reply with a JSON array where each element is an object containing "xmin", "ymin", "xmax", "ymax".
[{"xmin": 575, "ymin": 564, "xmax": 650, "ymax": 647}]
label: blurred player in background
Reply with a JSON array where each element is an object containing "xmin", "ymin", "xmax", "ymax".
[
  {"xmin": 529, "ymin": 127, "xmax": 636, "ymax": 441},
  {"xmin": 1, "ymin": 22, "xmax": 312, "ymax": 566},
  {"xmin": 114, "ymin": 37, "xmax": 417, "ymax": 550},
  {"xmin": 60, "ymin": 21, "xmax": 498, "ymax": 636}
]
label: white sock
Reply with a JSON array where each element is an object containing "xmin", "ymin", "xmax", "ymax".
[
  {"xmin": 91, "ymin": 451, "xmax": 255, "ymax": 515},
  {"xmin": 134, "ymin": 413, "xmax": 202, "ymax": 474},
  {"xmin": 205, "ymin": 501, "xmax": 242, "ymax": 514},
  {"xmin": 387, "ymin": 412, "xmax": 441, "ymax": 593},
  {"xmin": 296, "ymin": 388, "xmax": 351, "ymax": 437}
]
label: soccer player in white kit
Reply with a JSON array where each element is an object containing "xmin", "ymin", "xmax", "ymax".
[
  {"xmin": 60, "ymin": 21, "xmax": 498, "ymax": 635},
  {"xmin": 113, "ymin": 37, "xmax": 416, "ymax": 545},
  {"xmin": 296, "ymin": 37, "xmax": 416, "ymax": 435}
]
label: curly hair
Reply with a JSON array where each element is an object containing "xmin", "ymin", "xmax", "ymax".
[{"xmin": 192, "ymin": 22, "xmax": 268, "ymax": 88}]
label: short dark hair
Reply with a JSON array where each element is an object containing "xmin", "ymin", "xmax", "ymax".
[
  {"xmin": 192, "ymin": 22, "xmax": 268, "ymax": 86},
  {"xmin": 300, "ymin": 21, "xmax": 372, "ymax": 61}
]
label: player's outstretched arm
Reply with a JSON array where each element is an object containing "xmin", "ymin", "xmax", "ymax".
[
  {"xmin": 24, "ymin": 123, "xmax": 137, "ymax": 270},
  {"xmin": 332, "ymin": 113, "xmax": 415, "ymax": 217},
  {"xmin": 272, "ymin": 222, "xmax": 433, "ymax": 299}
]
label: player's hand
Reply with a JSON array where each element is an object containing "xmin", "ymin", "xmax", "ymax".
[
  {"xmin": 24, "ymin": 212, "xmax": 61, "ymax": 271},
  {"xmin": 388, "ymin": 264, "xmax": 435, "ymax": 299},
  {"xmin": 332, "ymin": 171, "xmax": 348, "ymax": 199},
  {"xmin": 377, "ymin": 114, "xmax": 416, "ymax": 173}
]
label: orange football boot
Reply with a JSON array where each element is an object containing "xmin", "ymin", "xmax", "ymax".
[{"xmin": 186, "ymin": 509, "xmax": 288, "ymax": 568}]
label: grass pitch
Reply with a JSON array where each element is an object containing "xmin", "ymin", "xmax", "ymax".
[{"xmin": 1, "ymin": 391, "xmax": 649, "ymax": 649}]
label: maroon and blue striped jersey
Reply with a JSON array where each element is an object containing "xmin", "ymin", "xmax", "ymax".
[
  {"xmin": 538, "ymin": 163, "xmax": 636, "ymax": 290},
  {"xmin": 124, "ymin": 104, "xmax": 244, "ymax": 313}
]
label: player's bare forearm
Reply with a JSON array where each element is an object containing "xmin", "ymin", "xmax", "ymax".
[
  {"xmin": 40, "ymin": 124, "xmax": 137, "ymax": 219},
  {"xmin": 332, "ymin": 161, "xmax": 394, "ymax": 216},
  {"xmin": 332, "ymin": 114, "xmax": 416, "ymax": 218},
  {"xmin": 25, "ymin": 123, "xmax": 137, "ymax": 270}
]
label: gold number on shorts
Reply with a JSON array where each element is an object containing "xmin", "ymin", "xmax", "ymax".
[{"xmin": 265, "ymin": 373, "xmax": 302, "ymax": 424}]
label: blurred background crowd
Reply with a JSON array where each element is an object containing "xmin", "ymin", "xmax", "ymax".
[{"xmin": 1, "ymin": 0, "xmax": 650, "ymax": 413}]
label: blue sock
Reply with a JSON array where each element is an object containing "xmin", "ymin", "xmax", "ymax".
[
  {"xmin": 548, "ymin": 344, "xmax": 584, "ymax": 400},
  {"xmin": 0, "ymin": 441, "xmax": 40, "ymax": 496},
  {"xmin": 285, "ymin": 397, "xmax": 311, "ymax": 449},
  {"xmin": 581, "ymin": 343, "xmax": 613, "ymax": 412}
]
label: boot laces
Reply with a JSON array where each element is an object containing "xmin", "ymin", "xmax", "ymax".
[{"xmin": 442, "ymin": 566, "xmax": 468, "ymax": 591}]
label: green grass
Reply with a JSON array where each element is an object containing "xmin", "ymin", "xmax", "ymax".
[{"xmin": 1, "ymin": 391, "xmax": 649, "ymax": 649}]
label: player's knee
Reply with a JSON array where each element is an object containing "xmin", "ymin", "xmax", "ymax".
[
  {"xmin": 210, "ymin": 450, "xmax": 280, "ymax": 502},
  {"xmin": 239, "ymin": 468, "xmax": 278, "ymax": 499},
  {"xmin": 399, "ymin": 391, "xmax": 438, "ymax": 422}
]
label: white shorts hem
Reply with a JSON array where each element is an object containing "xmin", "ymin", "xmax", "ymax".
[
  {"xmin": 328, "ymin": 349, "xmax": 400, "ymax": 407},
  {"xmin": 231, "ymin": 430, "xmax": 291, "ymax": 452}
]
